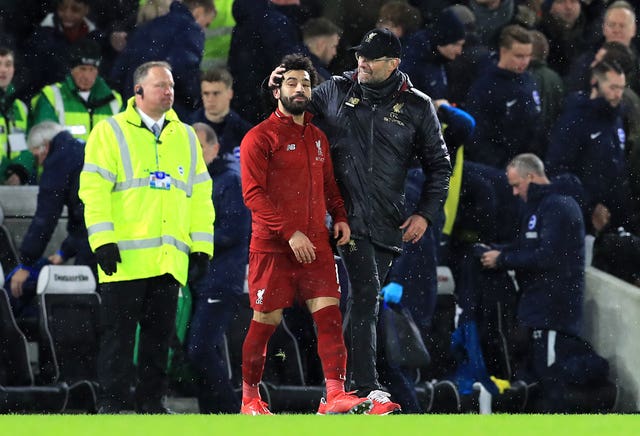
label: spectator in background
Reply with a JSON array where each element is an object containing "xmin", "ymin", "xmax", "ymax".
[
  {"xmin": 446, "ymin": 4, "xmax": 493, "ymax": 106},
  {"xmin": 0, "ymin": 47, "xmax": 33, "ymax": 185},
  {"xmin": 9, "ymin": 121, "xmax": 94, "ymax": 298},
  {"xmin": 228, "ymin": 0, "xmax": 304, "ymax": 124},
  {"xmin": 546, "ymin": 61, "xmax": 630, "ymax": 234},
  {"xmin": 186, "ymin": 122, "xmax": 250, "ymax": 414},
  {"xmin": 30, "ymin": 39, "xmax": 122, "ymax": 141},
  {"xmin": 528, "ymin": 30, "xmax": 565, "ymax": 156},
  {"xmin": 137, "ymin": 0, "xmax": 172, "ymax": 24},
  {"xmin": 466, "ymin": 25, "xmax": 541, "ymax": 169},
  {"xmin": 201, "ymin": 0, "xmax": 236, "ymax": 70},
  {"xmin": 481, "ymin": 153, "xmax": 587, "ymax": 413},
  {"xmin": 23, "ymin": 0, "xmax": 105, "ymax": 101},
  {"xmin": 188, "ymin": 68, "xmax": 252, "ymax": 162},
  {"xmin": 565, "ymin": 1, "xmax": 639, "ymax": 94},
  {"xmin": 537, "ymin": 0, "xmax": 599, "ymax": 77},
  {"xmin": 111, "ymin": 0, "xmax": 216, "ymax": 119},
  {"xmin": 401, "ymin": 7, "xmax": 466, "ymax": 99},
  {"xmin": 301, "ymin": 18, "xmax": 342, "ymax": 82},
  {"xmin": 469, "ymin": 0, "xmax": 516, "ymax": 49}
]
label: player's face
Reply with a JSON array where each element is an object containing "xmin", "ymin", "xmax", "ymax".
[
  {"xmin": 597, "ymin": 70, "xmax": 626, "ymax": 107},
  {"xmin": 276, "ymin": 70, "xmax": 312, "ymax": 115}
]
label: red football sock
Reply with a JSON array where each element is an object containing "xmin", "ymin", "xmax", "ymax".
[
  {"xmin": 312, "ymin": 304, "xmax": 347, "ymax": 400},
  {"xmin": 241, "ymin": 319, "xmax": 276, "ymax": 400}
]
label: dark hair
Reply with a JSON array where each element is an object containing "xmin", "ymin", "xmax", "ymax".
[
  {"xmin": 529, "ymin": 30, "xmax": 549, "ymax": 62},
  {"xmin": 600, "ymin": 41, "xmax": 635, "ymax": 77},
  {"xmin": 279, "ymin": 54, "xmax": 318, "ymax": 87},
  {"xmin": 499, "ymin": 24, "xmax": 532, "ymax": 49},
  {"xmin": 591, "ymin": 60, "xmax": 625, "ymax": 82},
  {"xmin": 302, "ymin": 17, "xmax": 342, "ymax": 41},
  {"xmin": 201, "ymin": 67, "xmax": 233, "ymax": 88},
  {"xmin": 0, "ymin": 47, "xmax": 14, "ymax": 58},
  {"xmin": 377, "ymin": 1, "xmax": 422, "ymax": 34}
]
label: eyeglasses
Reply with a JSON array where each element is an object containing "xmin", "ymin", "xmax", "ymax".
[{"xmin": 355, "ymin": 53, "xmax": 395, "ymax": 64}]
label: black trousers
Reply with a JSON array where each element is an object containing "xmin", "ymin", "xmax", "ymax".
[
  {"xmin": 338, "ymin": 238, "xmax": 395, "ymax": 394},
  {"xmin": 97, "ymin": 274, "xmax": 179, "ymax": 409}
]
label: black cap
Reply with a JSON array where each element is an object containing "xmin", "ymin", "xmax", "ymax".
[
  {"xmin": 351, "ymin": 28, "xmax": 402, "ymax": 59},
  {"xmin": 67, "ymin": 39, "xmax": 102, "ymax": 69},
  {"xmin": 433, "ymin": 9, "xmax": 466, "ymax": 47}
]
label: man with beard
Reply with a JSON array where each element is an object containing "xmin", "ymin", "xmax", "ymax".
[
  {"xmin": 239, "ymin": 54, "xmax": 372, "ymax": 415},
  {"xmin": 268, "ymin": 28, "xmax": 451, "ymax": 415}
]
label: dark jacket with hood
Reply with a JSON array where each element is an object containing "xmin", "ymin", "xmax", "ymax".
[
  {"xmin": 310, "ymin": 68, "xmax": 451, "ymax": 253},
  {"xmin": 19, "ymin": 130, "xmax": 93, "ymax": 267},
  {"xmin": 497, "ymin": 182, "xmax": 585, "ymax": 337}
]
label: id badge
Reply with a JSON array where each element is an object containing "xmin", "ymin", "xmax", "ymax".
[{"xmin": 149, "ymin": 171, "xmax": 171, "ymax": 190}]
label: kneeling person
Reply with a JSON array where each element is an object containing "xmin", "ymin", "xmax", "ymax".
[{"xmin": 239, "ymin": 54, "xmax": 371, "ymax": 415}]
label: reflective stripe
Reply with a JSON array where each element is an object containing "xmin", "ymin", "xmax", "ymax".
[
  {"xmin": 106, "ymin": 118, "xmax": 133, "ymax": 181},
  {"xmin": 114, "ymin": 177, "xmax": 148, "ymax": 192},
  {"xmin": 118, "ymin": 235, "xmax": 190, "ymax": 254},
  {"xmin": 109, "ymin": 98, "xmax": 120, "ymax": 115},
  {"xmin": 184, "ymin": 123, "xmax": 197, "ymax": 197},
  {"xmin": 193, "ymin": 171, "xmax": 211, "ymax": 184},
  {"xmin": 83, "ymin": 163, "xmax": 116, "ymax": 183},
  {"xmin": 50, "ymin": 85, "xmax": 66, "ymax": 126},
  {"xmin": 87, "ymin": 222, "xmax": 114, "ymax": 236},
  {"xmin": 205, "ymin": 26, "xmax": 233, "ymax": 38},
  {"xmin": 547, "ymin": 330, "xmax": 557, "ymax": 367},
  {"xmin": 190, "ymin": 232, "xmax": 214, "ymax": 244}
]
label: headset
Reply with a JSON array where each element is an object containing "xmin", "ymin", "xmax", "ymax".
[{"xmin": 135, "ymin": 86, "xmax": 144, "ymax": 97}]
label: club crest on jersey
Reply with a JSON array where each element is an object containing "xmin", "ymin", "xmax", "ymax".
[
  {"xmin": 315, "ymin": 139, "xmax": 324, "ymax": 161},
  {"xmin": 618, "ymin": 128, "xmax": 626, "ymax": 148},
  {"xmin": 393, "ymin": 103, "xmax": 404, "ymax": 113},
  {"xmin": 528, "ymin": 214, "xmax": 537, "ymax": 230},
  {"xmin": 256, "ymin": 289, "xmax": 265, "ymax": 305}
]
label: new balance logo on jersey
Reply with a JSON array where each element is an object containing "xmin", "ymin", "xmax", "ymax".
[
  {"xmin": 256, "ymin": 289, "xmax": 266, "ymax": 305},
  {"xmin": 287, "ymin": 143, "xmax": 296, "ymax": 151}
]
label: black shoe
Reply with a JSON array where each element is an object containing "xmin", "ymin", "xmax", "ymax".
[
  {"xmin": 135, "ymin": 403, "xmax": 175, "ymax": 414},
  {"xmin": 97, "ymin": 403, "xmax": 122, "ymax": 414}
]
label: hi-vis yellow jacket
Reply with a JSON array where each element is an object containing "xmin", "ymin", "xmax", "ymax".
[{"xmin": 79, "ymin": 97, "xmax": 214, "ymax": 285}]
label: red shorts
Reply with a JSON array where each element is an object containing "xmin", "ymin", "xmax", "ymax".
[{"xmin": 247, "ymin": 250, "xmax": 341, "ymax": 312}]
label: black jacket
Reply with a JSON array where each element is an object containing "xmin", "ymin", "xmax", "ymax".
[{"xmin": 310, "ymin": 69, "xmax": 451, "ymax": 252}]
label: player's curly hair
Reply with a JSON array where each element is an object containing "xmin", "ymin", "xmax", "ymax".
[{"xmin": 278, "ymin": 54, "xmax": 319, "ymax": 88}]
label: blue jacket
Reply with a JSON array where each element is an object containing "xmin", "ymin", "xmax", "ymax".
[
  {"xmin": 545, "ymin": 93, "xmax": 628, "ymax": 227},
  {"xmin": 228, "ymin": 0, "xmax": 303, "ymax": 124},
  {"xmin": 497, "ymin": 183, "xmax": 585, "ymax": 336},
  {"xmin": 401, "ymin": 30, "xmax": 450, "ymax": 100},
  {"xmin": 19, "ymin": 131, "xmax": 93, "ymax": 267},
  {"xmin": 187, "ymin": 108, "xmax": 252, "ymax": 161},
  {"xmin": 465, "ymin": 64, "xmax": 541, "ymax": 168},
  {"xmin": 110, "ymin": 1, "xmax": 204, "ymax": 118},
  {"xmin": 191, "ymin": 155, "xmax": 250, "ymax": 297}
]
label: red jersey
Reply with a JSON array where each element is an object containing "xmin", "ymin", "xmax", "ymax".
[{"xmin": 240, "ymin": 108, "xmax": 347, "ymax": 253}]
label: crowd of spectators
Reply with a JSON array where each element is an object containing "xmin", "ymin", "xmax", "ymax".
[{"xmin": 1, "ymin": 0, "xmax": 637, "ymax": 413}]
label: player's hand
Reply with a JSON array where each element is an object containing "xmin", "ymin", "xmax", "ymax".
[
  {"xmin": 333, "ymin": 221, "xmax": 351, "ymax": 246},
  {"xmin": 269, "ymin": 65, "xmax": 286, "ymax": 88},
  {"xmin": 400, "ymin": 214, "xmax": 428, "ymax": 243},
  {"xmin": 288, "ymin": 231, "xmax": 316, "ymax": 264}
]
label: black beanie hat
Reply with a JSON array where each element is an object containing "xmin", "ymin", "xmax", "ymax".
[
  {"xmin": 433, "ymin": 8, "xmax": 466, "ymax": 47},
  {"xmin": 67, "ymin": 39, "xmax": 102, "ymax": 69}
]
